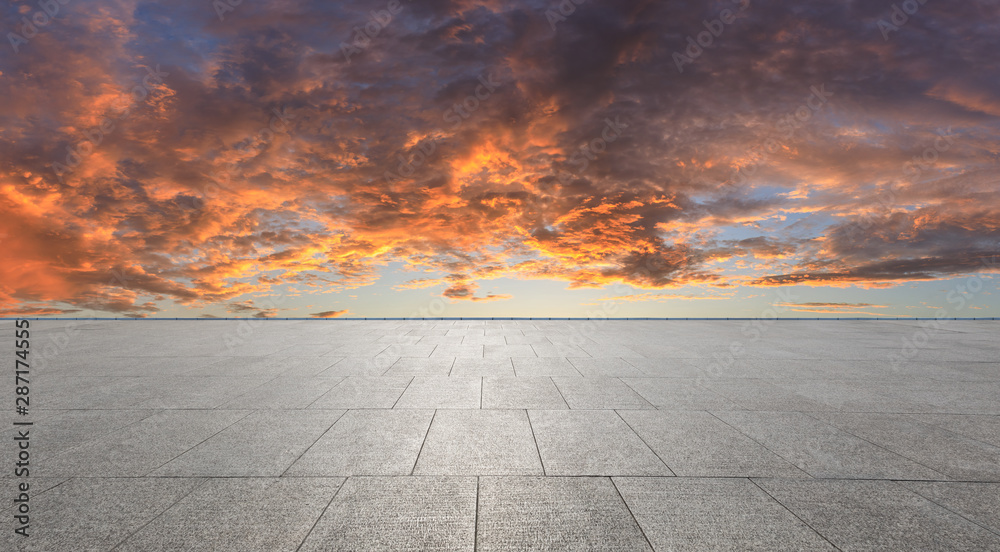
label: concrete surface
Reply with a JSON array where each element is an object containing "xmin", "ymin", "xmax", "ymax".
[{"xmin": 2, "ymin": 319, "xmax": 999, "ymax": 550}]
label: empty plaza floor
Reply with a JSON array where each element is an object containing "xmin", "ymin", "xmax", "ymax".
[{"xmin": 3, "ymin": 319, "xmax": 1000, "ymax": 551}]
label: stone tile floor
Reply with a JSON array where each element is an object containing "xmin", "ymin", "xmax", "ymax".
[{"xmin": 2, "ymin": 319, "xmax": 999, "ymax": 550}]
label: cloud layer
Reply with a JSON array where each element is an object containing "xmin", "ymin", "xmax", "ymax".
[{"xmin": 2, "ymin": 0, "xmax": 998, "ymax": 316}]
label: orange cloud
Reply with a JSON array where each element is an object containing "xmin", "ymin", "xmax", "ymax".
[
  {"xmin": 311, "ymin": 310, "xmax": 351, "ymax": 318},
  {"xmin": 1, "ymin": 0, "xmax": 998, "ymax": 316}
]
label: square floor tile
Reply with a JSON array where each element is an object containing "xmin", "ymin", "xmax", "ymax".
[
  {"xmin": 152, "ymin": 410, "xmax": 344, "ymax": 476},
  {"xmin": 614, "ymin": 477, "xmax": 836, "ymax": 551},
  {"xmin": 553, "ymin": 378, "xmax": 654, "ymax": 409},
  {"xmin": 715, "ymin": 411, "xmax": 946, "ymax": 480},
  {"xmin": 40, "ymin": 410, "xmax": 251, "ymax": 477},
  {"xmin": 414, "ymin": 410, "xmax": 543, "ymax": 475},
  {"xmin": 394, "ymin": 377, "xmax": 482, "ymax": 409},
  {"xmin": 482, "ymin": 377, "xmax": 568, "ymax": 409},
  {"xmin": 512, "ymin": 357, "xmax": 582, "ymax": 377},
  {"xmin": 383, "ymin": 357, "xmax": 455, "ymax": 377},
  {"xmin": 899, "ymin": 481, "xmax": 1000, "ymax": 534},
  {"xmin": 0, "ymin": 478, "xmax": 200, "ymax": 551},
  {"xmin": 116, "ymin": 478, "xmax": 343, "ymax": 551},
  {"xmin": 298, "ymin": 476, "xmax": 477, "ymax": 552},
  {"xmin": 756, "ymin": 479, "xmax": 1000, "ymax": 551},
  {"xmin": 528, "ymin": 410, "xmax": 671, "ymax": 476},
  {"xmin": 618, "ymin": 410, "xmax": 806, "ymax": 477},
  {"xmin": 286, "ymin": 409, "xmax": 433, "ymax": 476},
  {"xmin": 309, "ymin": 377, "xmax": 412, "ymax": 409},
  {"xmin": 568, "ymin": 358, "xmax": 646, "ymax": 377},
  {"xmin": 477, "ymin": 477, "xmax": 651, "ymax": 551},
  {"xmin": 450, "ymin": 358, "xmax": 516, "ymax": 377}
]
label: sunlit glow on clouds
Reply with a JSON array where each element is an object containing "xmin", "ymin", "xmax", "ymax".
[{"xmin": 1, "ymin": 0, "xmax": 998, "ymax": 318}]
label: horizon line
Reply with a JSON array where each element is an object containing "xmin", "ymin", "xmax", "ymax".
[{"xmin": 4, "ymin": 317, "xmax": 998, "ymax": 321}]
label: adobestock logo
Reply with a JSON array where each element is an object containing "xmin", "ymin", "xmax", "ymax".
[
  {"xmin": 212, "ymin": 0, "xmax": 246, "ymax": 22},
  {"xmin": 878, "ymin": 0, "xmax": 933, "ymax": 41},
  {"xmin": 442, "ymin": 73, "xmax": 502, "ymax": 128},
  {"xmin": 7, "ymin": 0, "xmax": 72, "ymax": 53},
  {"xmin": 903, "ymin": 127, "xmax": 956, "ymax": 179},
  {"xmin": 567, "ymin": 117, "xmax": 629, "ymax": 173},
  {"xmin": 673, "ymin": 0, "xmax": 751, "ymax": 74},
  {"xmin": 340, "ymin": 0, "xmax": 412, "ymax": 63},
  {"xmin": 545, "ymin": 0, "xmax": 588, "ymax": 32}
]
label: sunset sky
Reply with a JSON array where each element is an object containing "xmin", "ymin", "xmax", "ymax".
[{"xmin": 2, "ymin": 0, "xmax": 998, "ymax": 318}]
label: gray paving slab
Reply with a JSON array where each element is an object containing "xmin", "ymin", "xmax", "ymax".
[
  {"xmin": 151, "ymin": 409, "xmax": 344, "ymax": 476},
  {"xmin": 33, "ymin": 376, "xmax": 157, "ymax": 409},
  {"xmin": 926, "ymin": 361, "xmax": 1000, "ymax": 382},
  {"xmin": 184, "ymin": 356, "xmax": 338, "ymax": 377},
  {"xmin": 394, "ymin": 376, "xmax": 482, "ymax": 409},
  {"xmin": 461, "ymin": 335, "xmax": 507, "ymax": 346},
  {"xmin": 622, "ymin": 357, "xmax": 713, "ymax": 377},
  {"xmin": 213, "ymin": 340, "xmax": 299, "ymax": 357},
  {"xmin": 276, "ymin": 343, "xmax": 342, "ymax": 356},
  {"xmin": 0, "ymin": 478, "xmax": 69, "ymax": 507},
  {"xmin": 450, "ymin": 358, "xmax": 516, "ymax": 377},
  {"xmin": 568, "ymin": 357, "xmax": 646, "ymax": 377},
  {"xmin": 383, "ymin": 357, "xmax": 456, "ymax": 376},
  {"xmin": 770, "ymin": 379, "xmax": 931, "ymax": 413},
  {"xmin": 129, "ymin": 376, "xmax": 275, "ymax": 409},
  {"xmin": 308, "ymin": 376, "xmax": 412, "ymax": 409},
  {"xmin": 0, "ymin": 477, "xmax": 201, "ymax": 551},
  {"xmin": 809, "ymin": 412, "xmax": 1000, "ymax": 481},
  {"xmin": 477, "ymin": 476, "xmax": 652, "ymax": 551},
  {"xmin": 699, "ymin": 379, "xmax": 833, "ymax": 411},
  {"xmin": 575, "ymin": 343, "xmax": 645, "ymax": 358},
  {"xmin": 285, "ymin": 409, "xmax": 434, "ymax": 476},
  {"xmin": 899, "ymin": 481, "xmax": 1000, "ymax": 535},
  {"xmin": 316, "ymin": 356, "xmax": 397, "ymax": 376},
  {"xmin": 329, "ymin": 342, "xmax": 391, "ymax": 356},
  {"xmin": 502, "ymin": 334, "xmax": 551, "ymax": 345},
  {"xmin": 415, "ymin": 334, "xmax": 466, "ymax": 345},
  {"xmin": 618, "ymin": 410, "xmax": 807, "ymax": 478},
  {"xmin": 218, "ymin": 376, "xmax": 344, "ymax": 409},
  {"xmin": 414, "ymin": 409, "xmax": 543, "ymax": 475},
  {"xmin": 482, "ymin": 377, "xmax": 569, "ymax": 409},
  {"xmin": 714, "ymin": 411, "xmax": 947, "ymax": 479},
  {"xmin": 552, "ymin": 377, "xmax": 655, "ymax": 409},
  {"xmin": 13, "ymin": 319, "xmax": 1000, "ymax": 550},
  {"xmin": 50, "ymin": 356, "xmax": 222, "ymax": 377},
  {"xmin": 613, "ymin": 477, "xmax": 836, "ymax": 551},
  {"xmin": 0, "ymin": 405, "xmax": 67, "ymax": 428},
  {"xmin": 384, "ymin": 344, "xmax": 438, "ymax": 357},
  {"xmin": 377, "ymin": 335, "xmax": 424, "ymax": 344},
  {"xmin": 429, "ymin": 344, "xmax": 484, "ymax": 358},
  {"xmin": 512, "ymin": 357, "xmax": 582, "ymax": 377},
  {"xmin": 529, "ymin": 410, "xmax": 672, "ymax": 475},
  {"xmin": 486, "ymin": 328, "xmax": 524, "ymax": 336},
  {"xmin": 39, "ymin": 410, "xmax": 251, "ymax": 477},
  {"xmin": 298, "ymin": 476, "xmax": 477, "ymax": 552},
  {"xmin": 755, "ymin": 479, "xmax": 1000, "ymax": 551},
  {"xmin": 902, "ymin": 380, "xmax": 1000, "ymax": 414},
  {"xmin": 408, "ymin": 329, "xmax": 449, "ymax": 337},
  {"xmin": 621, "ymin": 378, "xmax": 743, "ymax": 410},
  {"xmin": 116, "ymin": 478, "xmax": 343, "ymax": 552},
  {"xmin": 529, "ymin": 342, "xmax": 592, "ymax": 357},
  {"xmin": 483, "ymin": 344, "xmax": 537, "ymax": 358},
  {"xmin": 905, "ymin": 413, "xmax": 1000, "ymax": 448},
  {"xmin": 1, "ymin": 409, "xmax": 155, "ymax": 469}
]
